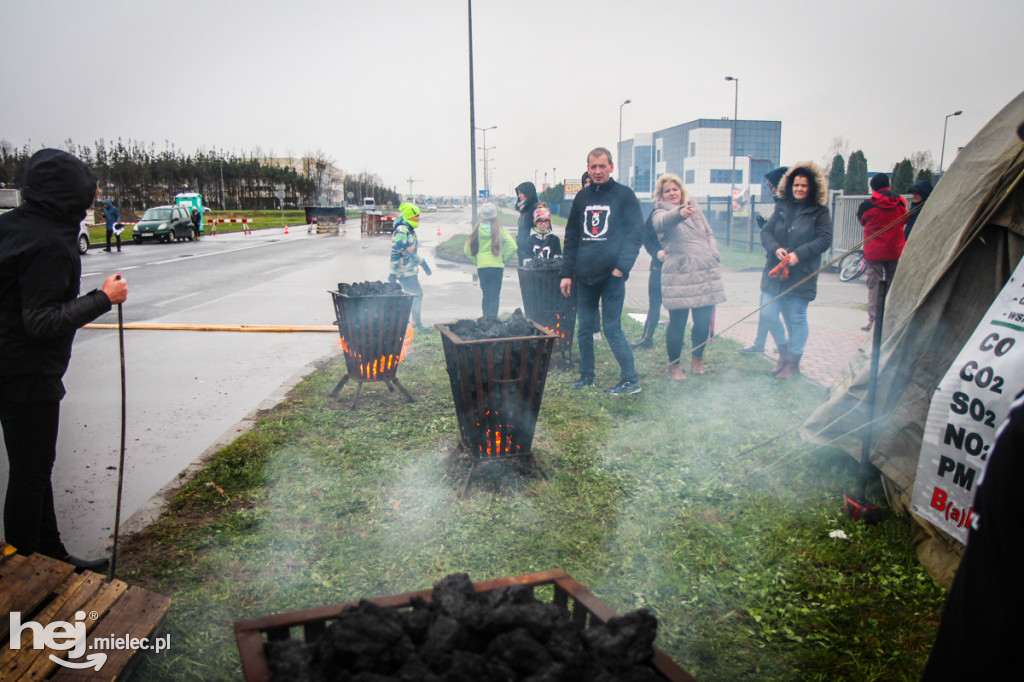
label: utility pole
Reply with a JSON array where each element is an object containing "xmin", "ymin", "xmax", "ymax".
[
  {"xmin": 406, "ymin": 176, "xmax": 418, "ymax": 199},
  {"xmin": 467, "ymin": 0, "xmax": 478, "ymax": 223}
]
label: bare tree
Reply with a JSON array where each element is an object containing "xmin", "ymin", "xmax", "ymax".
[
  {"xmin": 821, "ymin": 135, "xmax": 851, "ymax": 176},
  {"xmin": 909, "ymin": 150, "xmax": 936, "ymax": 174}
]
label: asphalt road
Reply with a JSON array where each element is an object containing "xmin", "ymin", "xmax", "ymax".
[{"xmin": 0, "ymin": 210, "xmax": 493, "ymax": 557}]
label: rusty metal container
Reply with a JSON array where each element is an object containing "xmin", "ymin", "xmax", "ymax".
[
  {"xmin": 517, "ymin": 265, "xmax": 577, "ymax": 363},
  {"xmin": 330, "ymin": 289, "xmax": 414, "ymax": 407},
  {"xmin": 234, "ymin": 569, "xmax": 695, "ymax": 682},
  {"xmin": 436, "ymin": 319, "xmax": 556, "ymax": 461}
]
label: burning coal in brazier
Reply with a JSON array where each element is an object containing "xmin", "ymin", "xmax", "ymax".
[
  {"xmin": 235, "ymin": 569, "xmax": 696, "ymax": 681},
  {"xmin": 330, "ymin": 282, "xmax": 415, "ymax": 408},
  {"xmin": 518, "ymin": 258, "xmax": 577, "ymax": 364},
  {"xmin": 437, "ymin": 311, "xmax": 556, "ymax": 479}
]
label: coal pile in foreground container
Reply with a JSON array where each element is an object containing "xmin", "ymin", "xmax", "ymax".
[{"xmin": 264, "ymin": 572, "xmax": 661, "ymax": 682}]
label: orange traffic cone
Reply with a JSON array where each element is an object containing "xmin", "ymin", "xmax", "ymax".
[
  {"xmin": 436, "ymin": 227, "xmax": 441, "ymax": 239},
  {"xmin": 284, "ymin": 224, "xmax": 289, "ymax": 235}
]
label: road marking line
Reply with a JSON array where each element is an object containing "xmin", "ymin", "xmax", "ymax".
[
  {"xmin": 153, "ymin": 292, "xmax": 203, "ymax": 307},
  {"xmin": 83, "ymin": 266, "xmax": 140, "ymax": 278},
  {"xmin": 147, "ymin": 241, "xmax": 274, "ymax": 266},
  {"xmin": 265, "ymin": 266, "xmax": 290, "ymax": 274}
]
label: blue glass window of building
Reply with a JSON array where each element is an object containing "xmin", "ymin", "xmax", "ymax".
[
  {"xmin": 633, "ymin": 146, "xmax": 652, "ymax": 193},
  {"xmin": 685, "ymin": 170, "xmax": 695, "ymax": 184},
  {"xmin": 710, "ymin": 169, "xmax": 743, "ymax": 184}
]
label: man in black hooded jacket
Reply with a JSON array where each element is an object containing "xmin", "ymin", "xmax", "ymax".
[
  {"xmin": 514, "ymin": 181, "xmax": 538, "ymax": 266},
  {"xmin": 0, "ymin": 148, "xmax": 128, "ymax": 571}
]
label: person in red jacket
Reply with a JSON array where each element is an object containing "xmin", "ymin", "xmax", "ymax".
[{"xmin": 856, "ymin": 173, "xmax": 907, "ymax": 331}]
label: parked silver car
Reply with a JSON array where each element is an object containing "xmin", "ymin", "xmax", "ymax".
[{"xmin": 78, "ymin": 222, "xmax": 90, "ymax": 254}]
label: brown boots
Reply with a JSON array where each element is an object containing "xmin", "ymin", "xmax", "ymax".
[
  {"xmin": 771, "ymin": 343, "xmax": 790, "ymax": 376},
  {"xmin": 775, "ymin": 352, "xmax": 802, "ymax": 379}
]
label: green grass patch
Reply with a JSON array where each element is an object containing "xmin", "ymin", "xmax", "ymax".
[{"xmin": 121, "ymin": 322, "xmax": 943, "ymax": 681}]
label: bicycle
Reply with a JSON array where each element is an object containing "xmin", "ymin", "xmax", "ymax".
[{"xmin": 838, "ymin": 249, "xmax": 866, "ymax": 282}]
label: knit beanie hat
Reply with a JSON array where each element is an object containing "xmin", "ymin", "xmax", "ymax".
[
  {"xmin": 764, "ymin": 167, "xmax": 788, "ymax": 190},
  {"xmin": 399, "ymin": 202, "xmax": 420, "ymax": 223},
  {"xmin": 533, "ymin": 205, "xmax": 551, "ymax": 222},
  {"xmin": 479, "ymin": 203, "xmax": 497, "ymax": 219},
  {"xmin": 870, "ymin": 173, "xmax": 890, "ymax": 191}
]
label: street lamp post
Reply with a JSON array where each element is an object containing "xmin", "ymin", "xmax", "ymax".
[
  {"xmin": 725, "ymin": 76, "xmax": 739, "ymax": 247},
  {"xmin": 618, "ymin": 99, "xmax": 632, "ymax": 181},
  {"xmin": 475, "ymin": 125, "xmax": 497, "ymax": 197},
  {"xmin": 939, "ymin": 110, "xmax": 963, "ymax": 174}
]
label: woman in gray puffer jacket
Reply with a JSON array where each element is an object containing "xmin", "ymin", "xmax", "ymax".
[{"xmin": 651, "ymin": 173, "xmax": 725, "ymax": 379}]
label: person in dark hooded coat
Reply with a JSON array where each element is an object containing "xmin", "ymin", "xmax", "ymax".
[
  {"xmin": 190, "ymin": 207, "xmax": 201, "ymax": 241},
  {"xmin": 0, "ymin": 149, "xmax": 128, "ymax": 571},
  {"xmin": 758, "ymin": 162, "xmax": 833, "ymax": 379},
  {"xmin": 904, "ymin": 178, "xmax": 933, "ymax": 240},
  {"xmin": 101, "ymin": 198, "xmax": 121, "ymax": 252},
  {"xmin": 514, "ymin": 181, "xmax": 539, "ymax": 266}
]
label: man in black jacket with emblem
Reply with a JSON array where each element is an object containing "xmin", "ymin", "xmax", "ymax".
[
  {"xmin": 0, "ymin": 149, "xmax": 128, "ymax": 571},
  {"xmin": 559, "ymin": 147, "xmax": 643, "ymax": 395}
]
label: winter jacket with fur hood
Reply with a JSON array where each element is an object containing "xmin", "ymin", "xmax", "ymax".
[
  {"xmin": 0, "ymin": 149, "xmax": 112, "ymax": 403},
  {"xmin": 558, "ymin": 178, "xmax": 643, "ymax": 285},
  {"xmin": 759, "ymin": 162, "xmax": 833, "ymax": 301},
  {"xmin": 857, "ymin": 190, "xmax": 907, "ymax": 261},
  {"xmin": 651, "ymin": 201, "xmax": 725, "ymax": 310}
]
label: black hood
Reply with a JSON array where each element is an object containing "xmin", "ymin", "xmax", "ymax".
[
  {"xmin": 22, "ymin": 148, "xmax": 97, "ymax": 224},
  {"xmin": 909, "ymin": 180, "xmax": 933, "ymax": 201},
  {"xmin": 515, "ymin": 181, "xmax": 538, "ymax": 207}
]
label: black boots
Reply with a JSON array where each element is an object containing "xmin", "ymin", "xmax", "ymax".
[{"xmin": 631, "ymin": 315, "xmax": 658, "ymax": 349}]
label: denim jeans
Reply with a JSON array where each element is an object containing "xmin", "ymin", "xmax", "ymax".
[
  {"xmin": 398, "ymin": 275, "xmax": 423, "ymax": 326},
  {"xmin": 760, "ymin": 292, "xmax": 810, "ymax": 354},
  {"xmin": 477, "ymin": 267, "xmax": 503, "ymax": 317},
  {"xmin": 576, "ymin": 275, "xmax": 638, "ymax": 382}
]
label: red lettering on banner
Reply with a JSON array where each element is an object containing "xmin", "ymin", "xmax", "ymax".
[{"xmin": 929, "ymin": 486, "xmax": 975, "ymax": 529}]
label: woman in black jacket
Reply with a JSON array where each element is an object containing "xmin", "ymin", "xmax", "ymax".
[
  {"xmin": 757, "ymin": 162, "xmax": 833, "ymax": 379},
  {"xmin": 514, "ymin": 181, "xmax": 538, "ymax": 266}
]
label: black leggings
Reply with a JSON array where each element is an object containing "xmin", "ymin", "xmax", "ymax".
[
  {"xmin": 1, "ymin": 400, "xmax": 66, "ymax": 557},
  {"xmin": 666, "ymin": 305, "xmax": 714, "ymax": 362}
]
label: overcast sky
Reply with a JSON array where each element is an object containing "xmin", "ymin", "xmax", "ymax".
[{"xmin": 2, "ymin": 0, "xmax": 1022, "ymax": 199}]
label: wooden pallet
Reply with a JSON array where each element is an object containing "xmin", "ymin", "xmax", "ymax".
[{"xmin": 0, "ymin": 552, "xmax": 170, "ymax": 681}]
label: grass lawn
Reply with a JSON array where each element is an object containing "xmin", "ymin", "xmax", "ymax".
[{"xmin": 120, "ymin": 315, "xmax": 944, "ymax": 681}]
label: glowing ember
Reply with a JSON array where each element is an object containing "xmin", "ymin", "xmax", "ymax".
[
  {"xmin": 475, "ymin": 410, "xmax": 520, "ymax": 456},
  {"xmin": 336, "ymin": 325, "xmax": 415, "ymax": 380}
]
